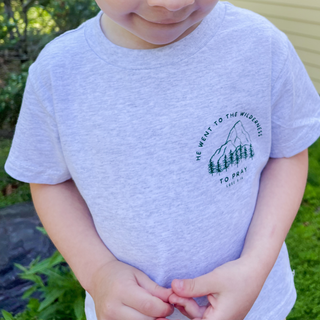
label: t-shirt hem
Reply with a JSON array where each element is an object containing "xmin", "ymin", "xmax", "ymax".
[
  {"xmin": 4, "ymin": 161, "xmax": 71, "ymax": 185},
  {"xmin": 270, "ymin": 122, "xmax": 320, "ymax": 158},
  {"xmin": 265, "ymin": 284, "xmax": 297, "ymax": 320}
]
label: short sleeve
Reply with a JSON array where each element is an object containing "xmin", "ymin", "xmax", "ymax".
[
  {"xmin": 270, "ymin": 37, "xmax": 320, "ymax": 158},
  {"xmin": 4, "ymin": 66, "xmax": 71, "ymax": 184}
]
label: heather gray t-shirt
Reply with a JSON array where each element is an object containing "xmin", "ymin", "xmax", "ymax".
[{"xmin": 5, "ymin": 2, "xmax": 320, "ymax": 319}]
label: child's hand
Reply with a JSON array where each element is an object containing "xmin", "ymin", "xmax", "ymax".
[
  {"xmin": 170, "ymin": 258, "xmax": 265, "ymax": 320},
  {"xmin": 90, "ymin": 260, "xmax": 174, "ymax": 320},
  {"xmin": 168, "ymin": 293, "xmax": 207, "ymax": 319}
]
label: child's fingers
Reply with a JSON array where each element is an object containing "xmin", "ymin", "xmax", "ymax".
[
  {"xmin": 174, "ymin": 304, "xmax": 192, "ymax": 318},
  {"xmin": 122, "ymin": 283, "xmax": 174, "ymax": 318},
  {"xmin": 135, "ymin": 270, "xmax": 173, "ymax": 303},
  {"xmin": 119, "ymin": 304, "xmax": 160, "ymax": 320},
  {"xmin": 169, "ymin": 293, "xmax": 206, "ymax": 318}
]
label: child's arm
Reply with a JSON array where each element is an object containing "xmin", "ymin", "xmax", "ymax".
[
  {"xmin": 168, "ymin": 148, "xmax": 308, "ymax": 320},
  {"xmin": 30, "ymin": 179, "xmax": 174, "ymax": 320},
  {"xmin": 30, "ymin": 179, "xmax": 116, "ymax": 291},
  {"xmin": 239, "ymin": 148, "xmax": 308, "ymax": 274}
]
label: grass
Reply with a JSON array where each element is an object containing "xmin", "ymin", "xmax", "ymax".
[
  {"xmin": 286, "ymin": 137, "xmax": 320, "ymax": 320},
  {"xmin": 0, "ymin": 136, "xmax": 320, "ymax": 319}
]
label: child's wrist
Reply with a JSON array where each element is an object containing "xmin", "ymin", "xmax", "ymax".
[
  {"xmin": 82, "ymin": 256, "xmax": 118, "ymax": 294},
  {"xmin": 237, "ymin": 255, "xmax": 271, "ymax": 282}
]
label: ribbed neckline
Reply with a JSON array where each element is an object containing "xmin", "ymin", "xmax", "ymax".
[{"xmin": 84, "ymin": 2, "xmax": 226, "ymax": 70}]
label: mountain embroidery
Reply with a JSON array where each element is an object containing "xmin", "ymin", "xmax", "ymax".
[{"xmin": 208, "ymin": 120, "xmax": 254, "ymax": 175}]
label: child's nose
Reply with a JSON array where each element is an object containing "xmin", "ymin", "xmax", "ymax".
[{"xmin": 147, "ymin": 0, "xmax": 195, "ymax": 11}]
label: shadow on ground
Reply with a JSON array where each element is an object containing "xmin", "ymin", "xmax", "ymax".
[{"xmin": 0, "ymin": 202, "xmax": 56, "ymax": 314}]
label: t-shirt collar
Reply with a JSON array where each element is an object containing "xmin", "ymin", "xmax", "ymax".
[{"xmin": 84, "ymin": 2, "xmax": 226, "ymax": 70}]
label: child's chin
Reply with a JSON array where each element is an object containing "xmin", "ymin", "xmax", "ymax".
[{"xmin": 141, "ymin": 33, "xmax": 184, "ymax": 46}]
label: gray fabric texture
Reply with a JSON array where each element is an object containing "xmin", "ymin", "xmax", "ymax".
[{"xmin": 5, "ymin": 1, "xmax": 320, "ymax": 319}]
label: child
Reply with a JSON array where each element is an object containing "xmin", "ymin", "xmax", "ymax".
[{"xmin": 5, "ymin": 0, "xmax": 320, "ymax": 319}]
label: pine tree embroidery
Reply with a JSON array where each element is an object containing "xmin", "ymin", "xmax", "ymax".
[
  {"xmin": 229, "ymin": 150, "xmax": 234, "ymax": 165},
  {"xmin": 238, "ymin": 144, "xmax": 243, "ymax": 161},
  {"xmin": 249, "ymin": 144, "xmax": 254, "ymax": 159},
  {"xmin": 243, "ymin": 146, "xmax": 248, "ymax": 160},
  {"xmin": 207, "ymin": 121, "xmax": 255, "ymax": 176},
  {"xmin": 234, "ymin": 148, "xmax": 240, "ymax": 167},
  {"xmin": 223, "ymin": 154, "xmax": 229, "ymax": 171},
  {"xmin": 208, "ymin": 161, "xmax": 216, "ymax": 175},
  {"xmin": 216, "ymin": 159, "xmax": 222, "ymax": 173}
]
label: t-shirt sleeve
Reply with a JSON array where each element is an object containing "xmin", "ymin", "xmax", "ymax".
[
  {"xmin": 4, "ymin": 66, "xmax": 71, "ymax": 184},
  {"xmin": 270, "ymin": 37, "xmax": 320, "ymax": 158}
]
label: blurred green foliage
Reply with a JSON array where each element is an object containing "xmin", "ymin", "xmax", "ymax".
[
  {"xmin": 286, "ymin": 138, "xmax": 320, "ymax": 320},
  {"xmin": 0, "ymin": 228, "xmax": 85, "ymax": 320},
  {"xmin": 0, "ymin": 0, "xmax": 99, "ymax": 60},
  {"xmin": 0, "ymin": 138, "xmax": 31, "ymax": 207},
  {"xmin": 0, "ymin": 62, "xmax": 29, "ymax": 128},
  {"xmin": 0, "ymin": 0, "xmax": 100, "ymax": 129}
]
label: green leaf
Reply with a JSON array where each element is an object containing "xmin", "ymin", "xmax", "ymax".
[
  {"xmin": 28, "ymin": 257, "xmax": 42, "ymax": 270},
  {"xmin": 36, "ymin": 226, "xmax": 48, "ymax": 235},
  {"xmin": 19, "ymin": 252, "xmax": 64, "ymax": 277},
  {"xmin": 26, "ymin": 258, "xmax": 51, "ymax": 274},
  {"xmin": 1, "ymin": 310, "xmax": 14, "ymax": 320},
  {"xmin": 42, "ymin": 269, "xmax": 72, "ymax": 286},
  {"xmin": 48, "ymin": 250, "xmax": 65, "ymax": 267},
  {"xmin": 38, "ymin": 288, "xmax": 66, "ymax": 311},
  {"xmin": 14, "ymin": 263, "xmax": 28, "ymax": 272},
  {"xmin": 19, "ymin": 274, "xmax": 44, "ymax": 287},
  {"xmin": 38, "ymin": 304, "xmax": 59, "ymax": 320},
  {"xmin": 22, "ymin": 285, "xmax": 38, "ymax": 299},
  {"xmin": 73, "ymin": 296, "xmax": 85, "ymax": 320},
  {"xmin": 27, "ymin": 298, "xmax": 41, "ymax": 312}
]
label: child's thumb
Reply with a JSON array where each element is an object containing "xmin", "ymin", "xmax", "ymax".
[{"xmin": 171, "ymin": 273, "xmax": 214, "ymax": 298}]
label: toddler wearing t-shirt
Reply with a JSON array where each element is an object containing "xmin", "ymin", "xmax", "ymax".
[{"xmin": 5, "ymin": 1, "xmax": 320, "ymax": 320}]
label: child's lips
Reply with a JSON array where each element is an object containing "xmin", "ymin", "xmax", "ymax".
[
  {"xmin": 151, "ymin": 18, "xmax": 185, "ymax": 24},
  {"xmin": 137, "ymin": 14, "xmax": 188, "ymax": 25}
]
